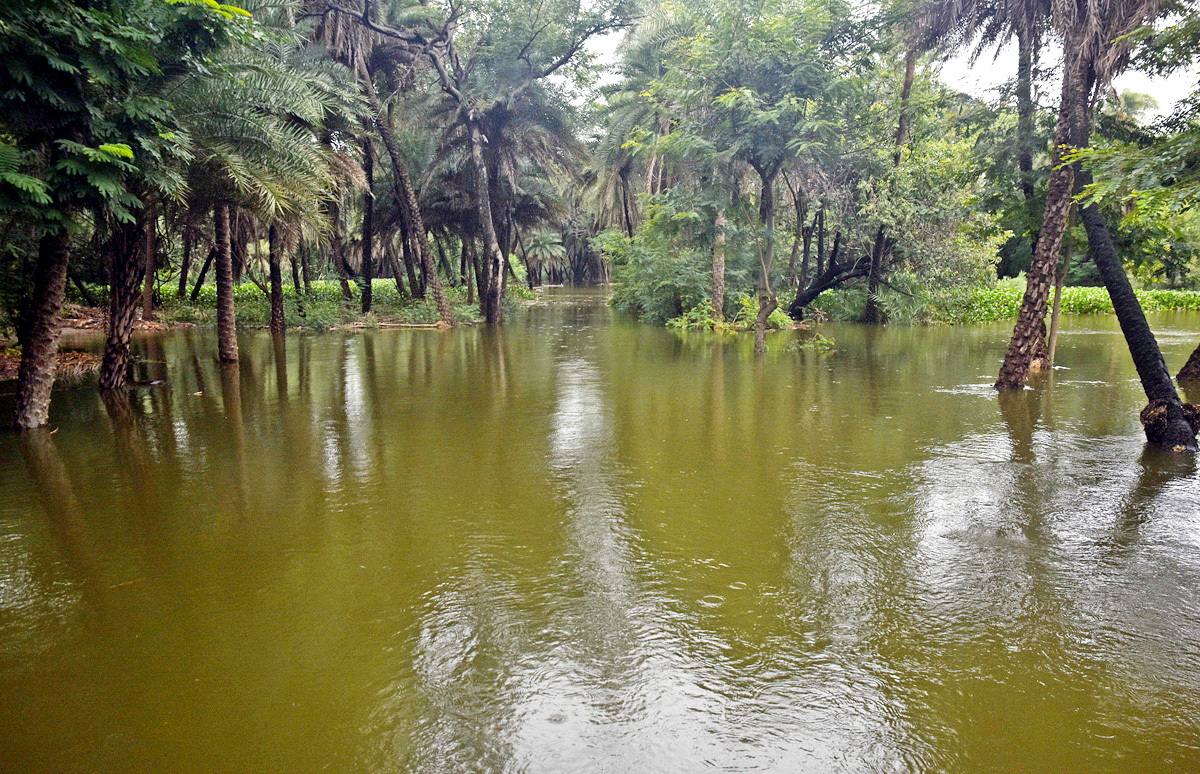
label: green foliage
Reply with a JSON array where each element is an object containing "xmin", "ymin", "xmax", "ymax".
[
  {"xmin": 163, "ymin": 280, "xmax": 483, "ymax": 331},
  {"xmin": 666, "ymin": 300, "xmax": 733, "ymax": 332},
  {"xmin": 811, "ymin": 275, "xmax": 1200, "ymax": 324}
]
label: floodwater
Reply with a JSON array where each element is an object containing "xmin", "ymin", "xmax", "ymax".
[{"xmin": 2, "ymin": 288, "xmax": 1200, "ymax": 773}]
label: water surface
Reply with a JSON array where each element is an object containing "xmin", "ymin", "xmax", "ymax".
[{"xmin": 3, "ymin": 290, "xmax": 1200, "ymax": 773}]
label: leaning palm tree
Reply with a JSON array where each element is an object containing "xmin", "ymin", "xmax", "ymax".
[
  {"xmin": 998, "ymin": 0, "xmax": 1195, "ymax": 450},
  {"xmin": 994, "ymin": 0, "xmax": 1165, "ymax": 389}
]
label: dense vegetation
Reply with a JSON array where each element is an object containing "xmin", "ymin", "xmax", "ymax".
[{"xmin": 1, "ymin": 0, "xmax": 1200, "ymax": 446}]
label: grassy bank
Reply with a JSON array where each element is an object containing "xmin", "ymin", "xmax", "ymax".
[
  {"xmin": 807, "ymin": 276, "xmax": 1200, "ymax": 325},
  {"xmin": 156, "ymin": 281, "xmax": 487, "ymax": 330}
]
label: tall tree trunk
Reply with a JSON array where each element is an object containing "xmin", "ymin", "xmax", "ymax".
[
  {"xmin": 141, "ymin": 205, "xmax": 155, "ymax": 320},
  {"xmin": 215, "ymin": 202, "xmax": 238, "ymax": 363},
  {"xmin": 400, "ymin": 223, "xmax": 423, "ymax": 298},
  {"xmin": 753, "ymin": 169, "xmax": 779, "ymax": 354},
  {"xmin": 190, "ymin": 247, "xmax": 215, "ymax": 302},
  {"xmin": 301, "ymin": 243, "xmax": 312, "ymax": 296},
  {"xmin": 329, "ymin": 200, "xmax": 354, "ymax": 302},
  {"xmin": 291, "ymin": 246, "xmax": 306, "ymax": 318},
  {"xmin": 1080, "ymin": 197, "xmax": 1196, "ymax": 451},
  {"xmin": 360, "ymin": 74, "xmax": 451, "ymax": 324},
  {"xmin": 384, "ymin": 239, "xmax": 407, "ymax": 298},
  {"xmin": 1047, "ymin": 213, "xmax": 1073, "ymax": 365},
  {"xmin": 996, "ymin": 57, "xmax": 1088, "ymax": 389},
  {"xmin": 268, "ymin": 224, "xmax": 285, "ymax": 338},
  {"xmin": 13, "ymin": 230, "xmax": 72, "ymax": 428},
  {"xmin": 1016, "ymin": 28, "xmax": 1037, "ymax": 251},
  {"xmin": 178, "ymin": 225, "xmax": 192, "ymax": 299},
  {"xmin": 100, "ymin": 217, "xmax": 149, "ymax": 390},
  {"xmin": 863, "ymin": 49, "xmax": 918, "ymax": 325},
  {"xmin": 712, "ymin": 209, "xmax": 727, "ymax": 319},
  {"xmin": 361, "ymin": 140, "xmax": 374, "ymax": 314},
  {"xmin": 468, "ymin": 119, "xmax": 506, "ymax": 325}
]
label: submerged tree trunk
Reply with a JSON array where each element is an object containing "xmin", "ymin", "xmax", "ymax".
[
  {"xmin": 1080, "ymin": 198, "xmax": 1197, "ymax": 451},
  {"xmin": 996, "ymin": 58, "xmax": 1088, "ymax": 389},
  {"xmin": 268, "ymin": 224, "xmax": 286, "ymax": 338},
  {"xmin": 753, "ymin": 169, "xmax": 779, "ymax": 355},
  {"xmin": 215, "ymin": 202, "xmax": 238, "ymax": 363},
  {"xmin": 13, "ymin": 230, "xmax": 72, "ymax": 428},
  {"xmin": 361, "ymin": 140, "xmax": 374, "ymax": 314},
  {"xmin": 712, "ymin": 209, "xmax": 727, "ymax": 319},
  {"xmin": 1177, "ymin": 344, "xmax": 1200, "ymax": 382},
  {"xmin": 100, "ymin": 217, "xmax": 149, "ymax": 390},
  {"xmin": 469, "ymin": 120, "xmax": 506, "ymax": 325},
  {"xmin": 1047, "ymin": 215, "xmax": 1073, "ymax": 366}
]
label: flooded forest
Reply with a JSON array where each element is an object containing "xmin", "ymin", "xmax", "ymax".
[{"xmin": 3, "ymin": 0, "xmax": 1200, "ymax": 771}]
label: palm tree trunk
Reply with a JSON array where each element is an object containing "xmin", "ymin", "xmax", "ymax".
[
  {"xmin": 712, "ymin": 209, "xmax": 727, "ymax": 320},
  {"xmin": 399, "ymin": 224, "xmax": 422, "ymax": 298},
  {"xmin": 1177, "ymin": 344, "xmax": 1200, "ymax": 382},
  {"xmin": 215, "ymin": 202, "xmax": 238, "ymax": 363},
  {"xmin": 1016, "ymin": 28, "xmax": 1037, "ymax": 250},
  {"xmin": 100, "ymin": 218, "xmax": 148, "ymax": 390},
  {"xmin": 863, "ymin": 49, "xmax": 917, "ymax": 325},
  {"xmin": 190, "ymin": 247, "xmax": 214, "ymax": 302},
  {"xmin": 178, "ymin": 225, "xmax": 192, "ymax": 299},
  {"xmin": 468, "ymin": 119, "xmax": 506, "ymax": 325},
  {"xmin": 268, "ymin": 224, "xmax": 285, "ymax": 338},
  {"xmin": 1047, "ymin": 213, "xmax": 1073, "ymax": 365},
  {"xmin": 384, "ymin": 239, "xmax": 407, "ymax": 298},
  {"xmin": 754, "ymin": 168, "xmax": 779, "ymax": 354},
  {"xmin": 361, "ymin": 76, "xmax": 451, "ymax": 324},
  {"xmin": 361, "ymin": 140, "xmax": 374, "ymax": 314},
  {"xmin": 13, "ymin": 230, "xmax": 71, "ymax": 428},
  {"xmin": 1080, "ymin": 197, "xmax": 1196, "ymax": 451},
  {"xmin": 141, "ymin": 205, "xmax": 155, "ymax": 321},
  {"xmin": 996, "ymin": 57, "xmax": 1087, "ymax": 389},
  {"xmin": 290, "ymin": 245, "xmax": 306, "ymax": 319}
]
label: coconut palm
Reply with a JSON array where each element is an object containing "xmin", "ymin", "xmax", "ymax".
[{"xmin": 174, "ymin": 31, "xmax": 359, "ymax": 362}]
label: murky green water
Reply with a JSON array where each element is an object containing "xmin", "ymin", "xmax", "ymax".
[{"xmin": 3, "ymin": 289, "xmax": 1200, "ymax": 773}]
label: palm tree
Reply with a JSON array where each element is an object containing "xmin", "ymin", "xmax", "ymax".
[
  {"xmin": 995, "ymin": 0, "xmax": 1165, "ymax": 389},
  {"xmin": 174, "ymin": 32, "xmax": 354, "ymax": 362}
]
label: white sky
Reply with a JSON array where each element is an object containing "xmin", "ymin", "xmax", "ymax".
[
  {"xmin": 586, "ymin": 30, "xmax": 1200, "ymax": 119},
  {"xmin": 938, "ymin": 42, "xmax": 1199, "ymax": 119}
]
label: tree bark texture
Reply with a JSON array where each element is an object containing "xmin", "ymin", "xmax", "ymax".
[
  {"xmin": 13, "ymin": 230, "xmax": 72, "ymax": 428},
  {"xmin": 469, "ymin": 119, "xmax": 506, "ymax": 325},
  {"xmin": 178, "ymin": 226, "xmax": 192, "ymax": 298},
  {"xmin": 361, "ymin": 140, "xmax": 374, "ymax": 314},
  {"xmin": 215, "ymin": 202, "xmax": 238, "ymax": 363},
  {"xmin": 1080, "ymin": 197, "xmax": 1196, "ymax": 451},
  {"xmin": 362, "ymin": 76, "xmax": 451, "ymax": 324},
  {"xmin": 100, "ymin": 218, "xmax": 149, "ymax": 390},
  {"xmin": 268, "ymin": 224, "xmax": 286, "ymax": 337},
  {"xmin": 996, "ymin": 59, "xmax": 1086, "ymax": 389},
  {"xmin": 712, "ymin": 209, "xmax": 727, "ymax": 319},
  {"xmin": 141, "ymin": 206, "xmax": 155, "ymax": 320},
  {"xmin": 1177, "ymin": 344, "xmax": 1200, "ymax": 382},
  {"xmin": 754, "ymin": 170, "xmax": 779, "ymax": 354}
]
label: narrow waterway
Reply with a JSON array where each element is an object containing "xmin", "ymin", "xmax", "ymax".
[{"xmin": 2, "ymin": 289, "xmax": 1200, "ymax": 773}]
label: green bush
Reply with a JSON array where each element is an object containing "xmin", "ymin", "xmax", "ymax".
[
  {"xmin": 159, "ymin": 280, "xmax": 483, "ymax": 330},
  {"xmin": 808, "ymin": 275, "xmax": 1200, "ymax": 325}
]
